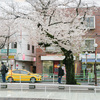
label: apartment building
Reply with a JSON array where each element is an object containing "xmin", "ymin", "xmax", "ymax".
[
  {"xmin": 76, "ymin": 8, "xmax": 100, "ymax": 77},
  {"xmin": 0, "ymin": 32, "xmax": 36, "ymax": 73}
]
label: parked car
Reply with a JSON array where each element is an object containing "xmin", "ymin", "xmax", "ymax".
[{"xmin": 6, "ymin": 69, "xmax": 42, "ymax": 83}]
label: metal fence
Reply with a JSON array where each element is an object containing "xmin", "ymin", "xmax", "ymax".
[{"xmin": 0, "ymin": 83, "xmax": 100, "ymax": 93}]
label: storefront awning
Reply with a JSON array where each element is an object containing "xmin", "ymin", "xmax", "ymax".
[
  {"xmin": 41, "ymin": 56, "xmax": 65, "ymax": 61},
  {"xmin": 82, "ymin": 59, "xmax": 100, "ymax": 62}
]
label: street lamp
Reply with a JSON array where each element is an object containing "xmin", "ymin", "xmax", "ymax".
[
  {"xmin": 85, "ymin": 51, "xmax": 88, "ymax": 64},
  {"xmin": 85, "ymin": 51, "xmax": 88, "ymax": 78},
  {"xmin": 94, "ymin": 43, "xmax": 98, "ymax": 86}
]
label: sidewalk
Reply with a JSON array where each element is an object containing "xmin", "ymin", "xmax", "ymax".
[
  {"xmin": 0, "ymin": 82, "xmax": 100, "ymax": 100},
  {"xmin": 0, "ymin": 90, "xmax": 100, "ymax": 100}
]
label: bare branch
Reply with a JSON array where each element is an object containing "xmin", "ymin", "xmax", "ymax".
[
  {"xmin": 48, "ymin": 9, "xmax": 56, "ymax": 25},
  {"xmin": 76, "ymin": 0, "xmax": 81, "ymax": 15}
]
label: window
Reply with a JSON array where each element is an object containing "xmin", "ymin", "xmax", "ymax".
[
  {"xmin": 85, "ymin": 16, "xmax": 95, "ymax": 29},
  {"xmin": 12, "ymin": 70, "xmax": 20, "ymax": 74},
  {"xmin": 21, "ymin": 71, "xmax": 28, "ymax": 74},
  {"xmin": 11, "ymin": 42, "xmax": 17, "ymax": 48},
  {"xmin": 32, "ymin": 45, "xmax": 34, "ymax": 53},
  {"xmin": 27, "ymin": 44, "xmax": 30, "ymax": 50},
  {"xmin": 85, "ymin": 39, "xmax": 95, "ymax": 51}
]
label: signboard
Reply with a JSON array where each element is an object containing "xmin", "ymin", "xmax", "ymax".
[
  {"xmin": 9, "ymin": 55, "xmax": 14, "ymax": 59},
  {"xmin": 41, "ymin": 56, "xmax": 65, "ymax": 61},
  {"xmin": 22, "ymin": 54, "xmax": 25, "ymax": 60},
  {"xmin": 1, "ymin": 49, "xmax": 17, "ymax": 53},
  {"xmin": 0, "ymin": 56, "xmax": 1, "ymax": 60},
  {"xmin": 1, "ymin": 55, "xmax": 14, "ymax": 59},
  {"xmin": 54, "ymin": 61, "xmax": 59, "ymax": 74},
  {"xmin": 33, "ymin": 57, "xmax": 36, "ymax": 61},
  {"xmin": 80, "ymin": 53, "xmax": 100, "ymax": 59},
  {"xmin": 16, "ymin": 64, "xmax": 18, "ymax": 69}
]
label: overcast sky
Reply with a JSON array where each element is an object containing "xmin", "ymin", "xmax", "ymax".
[
  {"xmin": 0, "ymin": 0, "xmax": 100, "ymax": 6},
  {"xmin": 84, "ymin": 0, "xmax": 100, "ymax": 6}
]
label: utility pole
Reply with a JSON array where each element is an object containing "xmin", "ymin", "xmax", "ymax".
[
  {"xmin": 85, "ymin": 51, "xmax": 88, "ymax": 78},
  {"xmin": 7, "ymin": 26, "xmax": 10, "ymax": 68},
  {"xmin": 94, "ymin": 43, "xmax": 98, "ymax": 86}
]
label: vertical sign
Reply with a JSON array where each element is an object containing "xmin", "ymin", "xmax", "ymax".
[{"xmin": 22, "ymin": 54, "xmax": 25, "ymax": 60}]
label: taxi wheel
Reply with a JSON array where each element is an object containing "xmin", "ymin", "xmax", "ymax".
[
  {"xmin": 30, "ymin": 77, "xmax": 36, "ymax": 83},
  {"xmin": 7, "ymin": 77, "xmax": 13, "ymax": 83}
]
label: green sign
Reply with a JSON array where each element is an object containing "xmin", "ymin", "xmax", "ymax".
[{"xmin": 1, "ymin": 49, "xmax": 17, "ymax": 53}]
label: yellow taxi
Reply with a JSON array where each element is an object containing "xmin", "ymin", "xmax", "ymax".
[{"xmin": 6, "ymin": 69, "xmax": 42, "ymax": 83}]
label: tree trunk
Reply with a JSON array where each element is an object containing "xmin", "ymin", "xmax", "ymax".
[{"xmin": 61, "ymin": 48, "xmax": 76, "ymax": 84}]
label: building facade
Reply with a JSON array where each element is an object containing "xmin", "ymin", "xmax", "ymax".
[
  {"xmin": 1, "ymin": 7, "xmax": 100, "ymax": 77},
  {"xmin": 77, "ymin": 8, "xmax": 100, "ymax": 78},
  {"xmin": 36, "ymin": 47, "xmax": 65, "ymax": 75},
  {"xmin": 0, "ymin": 32, "xmax": 36, "ymax": 73},
  {"xmin": 35, "ymin": 8, "xmax": 100, "ymax": 77}
]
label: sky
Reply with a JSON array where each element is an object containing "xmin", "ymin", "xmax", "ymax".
[
  {"xmin": 84, "ymin": 0, "xmax": 100, "ymax": 6},
  {"xmin": 0, "ymin": 0, "xmax": 100, "ymax": 6}
]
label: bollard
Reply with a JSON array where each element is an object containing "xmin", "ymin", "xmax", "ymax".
[
  {"xmin": 58, "ymin": 86, "xmax": 65, "ymax": 89},
  {"xmin": 1, "ymin": 85, "xmax": 7, "ymax": 88},
  {"xmin": 88, "ymin": 75, "xmax": 89, "ymax": 84},
  {"xmin": 29, "ymin": 85, "xmax": 35, "ymax": 89},
  {"xmin": 53, "ymin": 74, "xmax": 54, "ymax": 84}
]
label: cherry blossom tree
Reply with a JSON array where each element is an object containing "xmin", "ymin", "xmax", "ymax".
[
  {"xmin": 25, "ymin": 0, "xmax": 94, "ymax": 84},
  {"xmin": 0, "ymin": 0, "xmax": 96, "ymax": 84}
]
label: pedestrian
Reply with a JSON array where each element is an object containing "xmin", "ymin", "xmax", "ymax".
[
  {"xmin": 62, "ymin": 64, "xmax": 66, "ymax": 74},
  {"xmin": 1, "ymin": 62, "xmax": 7, "ymax": 82},
  {"xmin": 58, "ymin": 65, "xmax": 64, "ymax": 84}
]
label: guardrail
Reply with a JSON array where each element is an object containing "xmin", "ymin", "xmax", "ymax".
[{"xmin": 0, "ymin": 83, "xmax": 100, "ymax": 93}]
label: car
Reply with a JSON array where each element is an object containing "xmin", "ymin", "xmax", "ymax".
[{"xmin": 6, "ymin": 69, "xmax": 42, "ymax": 83}]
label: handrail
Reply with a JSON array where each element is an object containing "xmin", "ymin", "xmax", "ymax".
[{"xmin": 0, "ymin": 83, "xmax": 100, "ymax": 93}]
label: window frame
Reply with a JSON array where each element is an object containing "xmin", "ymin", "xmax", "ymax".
[
  {"xmin": 85, "ymin": 16, "xmax": 95, "ymax": 29},
  {"xmin": 11, "ymin": 42, "xmax": 17, "ymax": 49},
  {"xmin": 84, "ymin": 38, "xmax": 95, "ymax": 51},
  {"xmin": 27, "ymin": 44, "xmax": 30, "ymax": 50},
  {"xmin": 32, "ymin": 45, "xmax": 34, "ymax": 53}
]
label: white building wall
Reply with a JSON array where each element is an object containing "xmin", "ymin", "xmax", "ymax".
[
  {"xmin": 0, "ymin": 31, "xmax": 36, "ymax": 71},
  {"xmin": 16, "ymin": 32, "xmax": 36, "ymax": 59},
  {"xmin": 15, "ymin": 61, "xmax": 31, "ymax": 71}
]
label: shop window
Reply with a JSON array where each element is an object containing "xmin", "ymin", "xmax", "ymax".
[
  {"xmin": 85, "ymin": 16, "xmax": 95, "ymax": 29},
  {"xmin": 43, "ymin": 61, "xmax": 53, "ymax": 74},
  {"xmin": 96, "ymin": 65, "xmax": 100, "ymax": 71},
  {"xmin": 85, "ymin": 39, "xmax": 94, "ymax": 51},
  {"xmin": 11, "ymin": 42, "xmax": 17, "ymax": 48}
]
